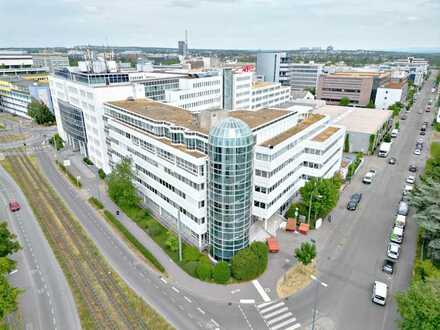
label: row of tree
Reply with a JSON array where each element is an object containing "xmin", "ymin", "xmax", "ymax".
[
  {"xmin": 396, "ymin": 142, "xmax": 440, "ymax": 329},
  {"xmin": 27, "ymin": 100, "xmax": 55, "ymax": 125},
  {"xmin": 0, "ymin": 222, "xmax": 21, "ymax": 325}
]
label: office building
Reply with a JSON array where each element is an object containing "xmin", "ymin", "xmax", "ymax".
[
  {"xmin": 256, "ymin": 52, "xmax": 322, "ymax": 91},
  {"xmin": 178, "ymin": 41, "xmax": 188, "ymax": 57},
  {"xmin": 375, "ymin": 79, "xmax": 408, "ymax": 111},
  {"xmin": 32, "ymin": 52, "xmax": 69, "ymax": 73},
  {"xmin": 103, "ymin": 98, "xmax": 345, "ymax": 252},
  {"xmin": 208, "ymin": 118, "xmax": 255, "ymax": 260},
  {"xmin": 0, "ymin": 52, "xmax": 48, "ymax": 78},
  {"xmin": 0, "ymin": 77, "xmax": 52, "ymax": 118},
  {"xmin": 316, "ymin": 71, "xmax": 390, "ymax": 106}
]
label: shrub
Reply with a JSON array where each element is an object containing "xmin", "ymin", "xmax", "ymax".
[
  {"xmin": 295, "ymin": 242, "xmax": 316, "ymax": 265},
  {"xmin": 231, "ymin": 248, "xmax": 259, "ymax": 281},
  {"xmin": 148, "ymin": 222, "xmax": 164, "ymax": 237},
  {"xmin": 183, "ymin": 261, "xmax": 199, "ymax": 277},
  {"xmin": 88, "ymin": 197, "xmax": 104, "ymax": 209},
  {"xmin": 83, "ymin": 157, "xmax": 93, "ymax": 165},
  {"xmin": 98, "ymin": 169, "xmax": 106, "ymax": 180},
  {"xmin": 199, "ymin": 255, "xmax": 211, "ymax": 265},
  {"xmin": 196, "ymin": 262, "xmax": 212, "ymax": 281},
  {"xmin": 212, "ymin": 261, "xmax": 231, "ymax": 284},
  {"xmin": 49, "ymin": 134, "xmax": 64, "ymax": 150},
  {"xmin": 183, "ymin": 246, "xmax": 201, "ymax": 263},
  {"xmin": 250, "ymin": 241, "xmax": 269, "ymax": 274},
  {"xmin": 165, "ymin": 234, "xmax": 179, "ymax": 252}
]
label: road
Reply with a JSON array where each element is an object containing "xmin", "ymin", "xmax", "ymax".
[
  {"xmin": 0, "ymin": 166, "xmax": 81, "ymax": 330},
  {"xmin": 256, "ymin": 72, "xmax": 437, "ymax": 330}
]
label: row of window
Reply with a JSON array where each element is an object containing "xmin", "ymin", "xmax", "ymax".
[
  {"xmin": 178, "ymin": 88, "xmax": 221, "ymax": 100},
  {"xmin": 192, "ymin": 80, "xmax": 221, "ymax": 88},
  {"xmin": 136, "ymin": 164, "xmax": 186, "ymax": 199},
  {"xmin": 181, "ymin": 97, "xmax": 221, "ymax": 110},
  {"xmin": 164, "ymin": 167, "xmax": 205, "ymax": 191}
]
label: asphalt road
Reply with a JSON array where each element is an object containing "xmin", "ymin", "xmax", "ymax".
[
  {"xmin": 267, "ymin": 72, "xmax": 438, "ymax": 330},
  {"xmin": 0, "ymin": 166, "xmax": 81, "ymax": 330}
]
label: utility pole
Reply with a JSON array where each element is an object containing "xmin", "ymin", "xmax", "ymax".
[{"xmin": 177, "ymin": 210, "xmax": 182, "ymax": 262}]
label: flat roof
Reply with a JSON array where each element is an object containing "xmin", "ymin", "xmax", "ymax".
[
  {"xmin": 252, "ymin": 81, "xmax": 275, "ymax": 89},
  {"xmin": 383, "ymin": 81, "xmax": 405, "ymax": 89},
  {"xmin": 331, "ymin": 71, "xmax": 389, "ymax": 78},
  {"xmin": 312, "ymin": 126, "xmax": 341, "ymax": 142},
  {"xmin": 260, "ymin": 114, "xmax": 325, "ymax": 147},
  {"xmin": 314, "ymin": 105, "xmax": 392, "ymax": 135},
  {"xmin": 107, "ymin": 99, "xmax": 290, "ymax": 134}
]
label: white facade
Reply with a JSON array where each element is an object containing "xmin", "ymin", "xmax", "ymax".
[
  {"xmin": 250, "ymin": 81, "xmax": 291, "ymax": 110},
  {"xmin": 103, "ymin": 99, "xmax": 345, "ymax": 249},
  {"xmin": 375, "ymin": 87, "xmax": 404, "ymax": 110},
  {"xmin": 49, "ymin": 73, "xmax": 144, "ymax": 173},
  {"xmin": 164, "ymin": 75, "xmax": 222, "ymax": 112}
]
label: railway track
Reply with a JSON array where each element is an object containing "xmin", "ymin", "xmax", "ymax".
[{"xmin": 3, "ymin": 150, "xmax": 157, "ymax": 330}]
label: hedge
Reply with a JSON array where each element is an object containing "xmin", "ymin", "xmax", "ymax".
[
  {"xmin": 212, "ymin": 261, "xmax": 231, "ymax": 284},
  {"xmin": 88, "ymin": 197, "xmax": 104, "ymax": 209},
  {"xmin": 102, "ymin": 210, "xmax": 165, "ymax": 273},
  {"xmin": 98, "ymin": 169, "xmax": 106, "ymax": 180},
  {"xmin": 83, "ymin": 157, "xmax": 93, "ymax": 166},
  {"xmin": 196, "ymin": 262, "xmax": 212, "ymax": 281}
]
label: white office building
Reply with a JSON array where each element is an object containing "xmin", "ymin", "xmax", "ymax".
[
  {"xmin": 250, "ymin": 81, "xmax": 291, "ymax": 110},
  {"xmin": 256, "ymin": 52, "xmax": 322, "ymax": 91},
  {"xmin": 103, "ymin": 98, "xmax": 345, "ymax": 249},
  {"xmin": 375, "ymin": 80, "xmax": 408, "ymax": 110}
]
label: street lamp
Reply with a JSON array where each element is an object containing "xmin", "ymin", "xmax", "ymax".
[{"xmin": 310, "ymin": 274, "xmax": 328, "ymax": 330}]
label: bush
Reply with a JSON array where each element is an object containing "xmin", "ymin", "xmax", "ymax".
[
  {"xmin": 49, "ymin": 134, "xmax": 64, "ymax": 150},
  {"xmin": 212, "ymin": 261, "xmax": 231, "ymax": 284},
  {"xmin": 250, "ymin": 241, "xmax": 269, "ymax": 274},
  {"xmin": 183, "ymin": 246, "xmax": 201, "ymax": 263},
  {"xmin": 165, "ymin": 234, "xmax": 179, "ymax": 252},
  {"xmin": 295, "ymin": 242, "xmax": 316, "ymax": 265},
  {"xmin": 148, "ymin": 222, "xmax": 164, "ymax": 237},
  {"xmin": 83, "ymin": 157, "xmax": 93, "ymax": 165},
  {"xmin": 98, "ymin": 169, "xmax": 106, "ymax": 180},
  {"xmin": 183, "ymin": 261, "xmax": 199, "ymax": 277},
  {"xmin": 196, "ymin": 262, "xmax": 212, "ymax": 281},
  {"xmin": 231, "ymin": 248, "xmax": 259, "ymax": 281},
  {"xmin": 102, "ymin": 210, "xmax": 165, "ymax": 273},
  {"xmin": 88, "ymin": 197, "xmax": 104, "ymax": 209}
]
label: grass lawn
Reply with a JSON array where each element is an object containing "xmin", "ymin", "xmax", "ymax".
[{"xmin": 430, "ymin": 142, "xmax": 440, "ymax": 159}]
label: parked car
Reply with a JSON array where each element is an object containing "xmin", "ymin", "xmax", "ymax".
[
  {"xmin": 420, "ymin": 130, "xmax": 426, "ymax": 136},
  {"xmin": 409, "ymin": 165, "xmax": 417, "ymax": 172},
  {"xmin": 416, "ymin": 142, "xmax": 423, "ymax": 150},
  {"xmin": 395, "ymin": 214, "xmax": 406, "ymax": 229},
  {"xmin": 403, "ymin": 184, "xmax": 414, "ymax": 196},
  {"xmin": 398, "ymin": 201, "xmax": 409, "ymax": 216},
  {"xmin": 414, "ymin": 149, "xmax": 421, "ymax": 156},
  {"xmin": 400, "ymin": 114, "xmax": 407, "ymax": 120},
  {"xmin": 363, "ymin": 170, "xmax": 376, "ymax": 184},
  {"xmin": 390, "ymin": 226, "xmax": 404, "ymax": 244},
  {"xmin": 388, "ymin": 157, "xmax": 397, "ymax": 165},
  {"xmin": 387, "ymin": 242, "xmax": 401, "ymax": 259},
  {"xmin": 372, "ymin": 281, "xmax": 388, "ymax": 306},
  {"xmin": 347, "ymin": 200, "xmax": 358, "ymax": 211},
  {"xmin": 351, "ymin": 193, "xmax": 362, "ymax": 203},
  {"xmin": 9, "ymin": 200, "xmax": 20, "ymax": 212},
  {"xmin": 406, "ymin": 175, "xmax": 416, "ymax": 184},
  {"xmin": 417, "ymin": 137, "xmax": 424, "ymax": 144},
  {"xmin": 382, "ymin": 259, "xmax": 395, "ymax": 274}
]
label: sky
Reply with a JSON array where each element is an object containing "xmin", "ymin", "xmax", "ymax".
[{"xmin": 1, "ymin": 0, "xmax": 439, "ymax": 50}]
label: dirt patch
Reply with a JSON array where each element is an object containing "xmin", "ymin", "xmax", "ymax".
[
  {"xmin": 432, "ymin": 131, "xmax": 440, "ymax": 143},
  {"xmin": 277, "ymin": 261, "xmax": 316, "ymax": 299},
  {"xmin": 0, "ymin": 133, "xmax": 25, "ymax": 143}
]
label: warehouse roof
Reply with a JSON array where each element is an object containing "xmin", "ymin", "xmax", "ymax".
[{"xmin": 314, "ymin": 105, "xmax": 392, "ymax": 135}]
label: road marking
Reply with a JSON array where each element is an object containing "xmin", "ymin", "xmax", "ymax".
[
  {"xmin": 270, "ymin": 317, "xmax": 297, "ymax": 330},
  {"xmin": 171, "ymin": 286, "xmax": 180, "ymax": 293},
  {"xmin": 197, "ymin": 307, "xmax": 205, "ymax": 315},
  {"xmin": 239, "ymin": 299, "xmax": 255, "ymax": 304},
  {"xmin": 283, "ymin": 323, "xmax": 301, "ymax": 330},
  {"xmin": 252, "ymin": 280, "xmax": 271, "ymax": 302},
  {"xmin": 210, "ymin": 319, "xmax": 219, "ymax": 327},
  {"xmin": 160, "ymin": 277, "xmax": 168, "ymax": 284},
  {"xmin": 184, "ymin": 296, "xmax": 192, "ymax": 303},
  {"xmin": 257, "ymin": 301, "xmax": 277, "ymax": 309},
  {"xmin": 263, "ymin": 307, "xmax": 289, "ymax": 319},
  {"xmin": 266, "ymin": 312, "xmax": 293, "ymax": 325},
  {"xmin": 260, "ymin": 302, "xmax": 285, "ymax": 314},
  {"xmin": 231, "ymin": 289, "xmax": 241, "ymax": 294},
  {"xmin": 238, "ymin": 304, "xmax": 254, "ymax": 330}
]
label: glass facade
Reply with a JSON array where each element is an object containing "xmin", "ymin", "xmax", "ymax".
[
  {"xmin": 58, "ymin": 100, "xmax": 88, "ymax": 154},
  {"xmin": 208, "ymin": 118, "xmax": 255, "ymax": 261}
]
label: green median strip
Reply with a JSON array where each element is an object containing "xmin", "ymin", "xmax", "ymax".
[
  {"xmin": 88, "ymin": 196, "xmax": 104, "ymax": 209},
  {"xmin": 55, "ymin": 160, "xmax": 82, "ymax": 188},
  {"xmin": 102, "ymin": 209, "xmax": 165, "ymax": 274}
]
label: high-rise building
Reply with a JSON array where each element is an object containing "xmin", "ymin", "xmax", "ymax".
[
  {"xmin": 256, "ymin": 52, "xmax": 322, "ymax": 91},
  {"xmin": 178, "ymin": 41, "xmax": 187, "ymax": 57},
  {"xmin": 208, "ymin": 118, "xmax": 255, "ymax": 260}
]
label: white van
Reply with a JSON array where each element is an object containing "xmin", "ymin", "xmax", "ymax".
[
  {"xmin": 390, "ymin": 226, "xmax": 404, "ymax": 244},
  {"xmin": 372, "ymin": 281, "xmax": 388, "ymax": 306},
  {"xmin": 395, "ymin": 214, "xmax": 406, "ymax": 229},
  {"xmin": 391, "ymin": 129, "xmax": 399, "ymax": 138}
]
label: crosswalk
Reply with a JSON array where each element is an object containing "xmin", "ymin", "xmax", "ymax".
[{"xmin": 256, "ymin": 300, "xmax": 301, "ymax": 330}]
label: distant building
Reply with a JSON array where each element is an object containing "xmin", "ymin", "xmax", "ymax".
[
  {"xmin": 384, "ymin": 57, "xmax": 429, "ymax": 87},
  {"xmin": 0, "ymin": 52, "xmax": 48, "ymax": 78},
  {"xmin": 178, "ymin": 40, "xmax": 188, "ymax": 57},
  {"xmin": 32, "ymin": 52, "xmax": 69, "ymax": 73},
  {"xmin": 316, "ymin": 71, "xmax": 390, "ymax": 106},
  {"xmin": 326, "ymin": 45, "xmax": 334, "ymax": 52},
  {"xmin": 0, "ymin": 77, "xmax": 52, "ymax": 118},
  {"xmin": 256, "ymin": 52, "xmax": 322, "ymax": 91}
]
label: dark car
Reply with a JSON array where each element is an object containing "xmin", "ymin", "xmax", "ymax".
[
  {"xmin": 416, "ymin": 142, "xmax": 423, "ymax": 150},
  {"xmin": 400, "ymin": 114, "xmax": 407, "ymax": 120},
  {"xmin": 420, "ymin": 130, "xmax": 426, "ymax": 136},
  {"xmin": 351, "ymin": 193, "xmax": 362, "ymax": 203},
  {"xmin": 388, "ymin": 157, "xmax": 397, "ymax": 165},
  {"xmin": 409, "ymin": 165, "xmax": 417, "ymax": 172},
  {"xmin": 383, "ymin": 259, "xmax": 395, "ymax": 274},
  {"xmin": 347, "ymin": 200, "xmax": 358, "ymax": 211}
]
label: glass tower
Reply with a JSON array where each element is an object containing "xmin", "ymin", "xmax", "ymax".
[{"xmin": 208, "ymin": 117, "xmax": 255, "ymax": 261}]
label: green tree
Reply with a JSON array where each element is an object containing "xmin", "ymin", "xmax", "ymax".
[
  {"xmin": 250, "ymin": 241, "xmax": 269, "ymax": 274},
  {"xmin": 339, "ymin": 97, "xmax": 350, "ymax": 106},
  {"xmin": 183, "ymin": 246, "xmax": 201, "ymax": 263},
  {"xmin": 366, "ymin": 100, "xmax": 375, "ymax": 108},
  {"xmin": 27, "ymin": 100, "xmax": 55, "ymax": 125},
  {"xmin": 368, "ymin": 134, "xmax": 376, "ymax": 154},
  {"xmin": 395, "ymin": 279, "xmax": 440, "ymax": 330},
  {"xmin": 196, "ymin": 261, "xmax": 212, "ymax": 281},
  {"xmin": 212, "ymin": 261, "xmax": 231, "ymax": 284},
  {"xmin": 165, "ymin": 234, "xmax": 178, "ymax": 253},
  {"xmin": 231, "ymin": 248, "xmax": 259, "ymax": 281},
  {"xmin": 295, "ymin": 242, "xmax": 316, "ymax": 265},
  {"xmin": 49, "ymin": 133, "xmax": 64, "ymax": 150},
  {"xmin": 0, "ymin": 223, "xmax": 20, "ymax": 257},
  {"xmin": 108, "ymin": 158, "xmax": 140, "ymax": 209}
]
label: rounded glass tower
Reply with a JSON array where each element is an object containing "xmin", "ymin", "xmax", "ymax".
[{"xmin": 208, "ymin": 117, "xmax": 255, "ymax": 261}]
